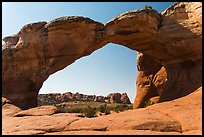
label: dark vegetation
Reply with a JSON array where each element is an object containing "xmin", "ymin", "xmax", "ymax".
[
  {"xmin": 144, "ymin": 99, "xmax": 155, "ymax": 108},
  {"xmin": 144, "ymin": 5, "xmax": 153, "ymax": 10},
  {"xmin": 38, "ymin": 99, "xmax": 133, "ymax": 118}
]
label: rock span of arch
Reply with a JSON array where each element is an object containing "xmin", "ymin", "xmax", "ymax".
[{"xmin": 2, "ymin": 2, "xmax": 202, "ymax": 109}]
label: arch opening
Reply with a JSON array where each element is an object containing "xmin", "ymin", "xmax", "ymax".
[
  {"xmin": 39, "ymin": 43, "xmax": 137, "ymax": 104},
  {"xmin": 2, "ymin": 2, "xmax": 202, "ymax": 110}
]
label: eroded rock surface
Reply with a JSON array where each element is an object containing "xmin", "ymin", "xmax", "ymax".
[
  {"xmin": 133, "ymin": 2, "xmax": 202, "ymax": 107},
  {"xmin": 2, "ymin": 2, "xmax": 202, "ymax": 111},
  {"xmin": 14, "ymin": 105, "xmax": 60, "ymax": 117},
  {"xmin": 120, "ymin": 93, "xmax": 131, "ymax": 104},
  {"xmin": 156, "ymin": 2, "xmax": 202, "ymax": 103},
  {"xmin": 2, "ymin": 17, "xmax": 107, "ymax": 109},
  {"xmin": 133, "ymin": 52, "xmax": 167, "ymax": 108},
  {"xmin": 107, "ymin": 93, "xmax": 131, "ymax": 104},
  {"xmin": 38, "ymin": 92, "xmax": 131, "ymax": 104},
  {"xmin": 2, "ymin": 86, "xmax": 202, "ymax": 135}
]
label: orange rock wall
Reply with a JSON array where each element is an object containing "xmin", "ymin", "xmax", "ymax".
[{"xmin": 2, "ymin": 2, "xmax": 202, "ymax": 109}]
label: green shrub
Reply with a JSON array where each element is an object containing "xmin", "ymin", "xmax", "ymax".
[
  {"xmin": 37, "ymin": 99, "xmax": 49, "ymax": 106},
  {"xmin": 116, "ymin": 104, "xmax": 131, "ymax": 111},
  {"xmin": 83, "ymin": 106, "xmax": 96, "ymax": 118},
  {"xmin": 127, "ymin": 105, "xmax": 133, "ymax": 109},
  {"xmin": 144, "ymin": 99, "xmax": 155, "ymax": 108},
  {"xmin": 56, "ymin": 106, "xmax": 83, "ymax": 113},
  {"xmin": 144, "ymin": 5, "xmax": 152, "ymax": 10},
  {"xmin": 98, "ymin": 105, "xmax": 106, "ymax": 113},
  {"xmin": 67, "ymin": 107, "xmax": 83, "ymax": 113},
  {"xmin": 114, "ymin": 104, "xmax": 124, "ymax": 112},
  {"xmin": 106, "ymin": 106, "xmax": 115, "ymax": 111}
]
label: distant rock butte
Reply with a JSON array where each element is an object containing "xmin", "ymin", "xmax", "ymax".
[
  {"xmin": 2, "ymin": 2, "xmax": 202, "ymax": 110},
  {"xmin": 38, "ymin": 92, "xmax": 131, "ymax": 104}
]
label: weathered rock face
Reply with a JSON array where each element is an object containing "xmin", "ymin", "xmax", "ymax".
[
  {"xmin": 2, "ymin": 17, "xmax": 107, "ymax": 109},
  {"xmin": 107, "ymin": 93, "xmax": 121, "ymax": 103},
  {"xmin": 120, "ymin": 93, "xmax": 131, "ymax": 104},
  {"xmin": 2, "ymin": 2, "xmax": 202, "ymax": 109},
  {"xmin": 94, "ymin": 96, "xmax": 105, "ymax": 102},
  {"xmin": 156, "ymin": 2, "xmax": 202, "ymax": 103},
  {"xmin": 133, "ymin": 2, "xmax": 202, "ymax": 108},
  {"xmin": 38, "ymin": 92, "xmax": 131, "ymax": 105},
  {"xmin": 107, "ymin": 93, "xmax": 131, "ymax": 104},
  {"xmin": 133, "ymin": 52, "xmax": 167, "ymax": 108},
  {"xmin": 13, "ymin": 105, "xmax": 60, "ymax": 117},
  {"xmin": 2, "ymin": 87, "xmax": 202, "ymax": 135},
  {"xmin": 3, "ymin": 34, "xmax": 19, "ymax": 48}
]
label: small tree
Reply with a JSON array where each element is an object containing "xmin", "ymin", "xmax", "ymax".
[
  {"xmin": 144, "ymin": 5, "xmax": 152, "ymax": 10},
  {"xmin": 144, "ymin": 99, "xmax": 155, "ymax": 108},
  {"xmin": 114, "ymin": 104, "xmax": 127, "ymax": 112},
  {"xmin": 98, "ymin": 105, "xmax": 106, "ymax": 113},
  {"xmin": 83, "ymin": 106, "xmax": 96, "ymax": 118}
]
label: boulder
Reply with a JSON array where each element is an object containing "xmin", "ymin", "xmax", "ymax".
[
  {"xmin": 120, "ymin": 93, "xmax": 131, "ymax": 104},
  {"xmin": 107, "ymin": 93, "xmax": 122, "ymax": 103}
]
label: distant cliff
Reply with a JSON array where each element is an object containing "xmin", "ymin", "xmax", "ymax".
[{"xmin": 38, "ymin": 92, "xmax": 131, "ymax": 105}]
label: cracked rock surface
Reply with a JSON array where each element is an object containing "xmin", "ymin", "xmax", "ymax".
[{"xmin": 2, "ymin": 87, "xmax": 201, "ymax": 135}]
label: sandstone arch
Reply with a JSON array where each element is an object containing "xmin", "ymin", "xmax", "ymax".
[{"xmin": 2, "ymin": 2, "xmax": 202, "ymax": 109}]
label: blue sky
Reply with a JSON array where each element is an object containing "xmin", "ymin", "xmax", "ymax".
[{"xmin": 2, "ymin": 2, "xmax": 175, "ymax": 103}]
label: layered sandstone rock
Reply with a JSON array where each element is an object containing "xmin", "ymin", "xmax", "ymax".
[
  {"xmin": 133, "ymin": 2, "xmax": 202, "ymax": 108},
  {"xmin": 38, "ymin": 92, "xmax": 131, "ymax": 105},
  {"xmin": 2, "ymin": 17, "xmax": 107, "ymax": 109},
  {"xmin": 120, "ymin": 93, "xmax": 131, "ymax": 104},
  {"xmin": 2, "ymin": 2, "xmax": 202, "ymax": 109},
  {"xmin": 107, "ymin": 93, "xmax": 131, "ymax": 104},
  {"xmin": 107, "ymin": 93, "xmax": 121, "ymax": 103},
  {"xmin": 2, "ymin": 86, "xmax": 202, "ymax": 135},
  {"xmin": 14, "ymin": 105, "xmax": 60, "ymax": 117},
  {"xmin": 133, "ymin": 52, "xmax": 167, "ymax": 108},
  {"xmin": 157, "ymin": 2, "xmax": 202, "ymax": 103},
  {"xmin": 94, "ymin": 96, "xmax": 106, "ymax": 102}
]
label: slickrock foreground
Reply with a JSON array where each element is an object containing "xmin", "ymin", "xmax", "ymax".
[
  {"xmin": 2, "ymin": 2, "xmax": 202, "ymax": 135},
  {"xmin": 2, "ymin": 87, "xmax": 202, "ymax": 135}
]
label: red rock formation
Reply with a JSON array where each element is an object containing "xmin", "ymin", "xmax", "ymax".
[
  {"xmin": 121, "ymin": 93, "xmax": 131, "ymax": 104},
  {"xmin": 94, "ymin": 96, "xmax": 105, "ymax": 102},
  {"xmin": 2, "ymin": 2, "xmax": 202, "ymax": 109},
  {"xmin": 156, "ymin": 2, "xmax": 202, "ymax": 103},
  {"xmin": 2, "ymin": 18, "xmax": 106, "ymax": 109},
  {"xmin": 133, "ymin": 52, "xmax": 167, "ymax": 108},
  {"xmin": 2, "ymin": 87, "xmax": 202, "ymax": 135},
  {"xmin": 38, "ymin": 92, "xmax": 131, "ymax": 105},
  {"xmin": 14, "ymin": 105, "xmax": 60, "ymax": 117},
  {"xmin": 107, "ymin": 93, "xmax": 120, "ymax": 103}
]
